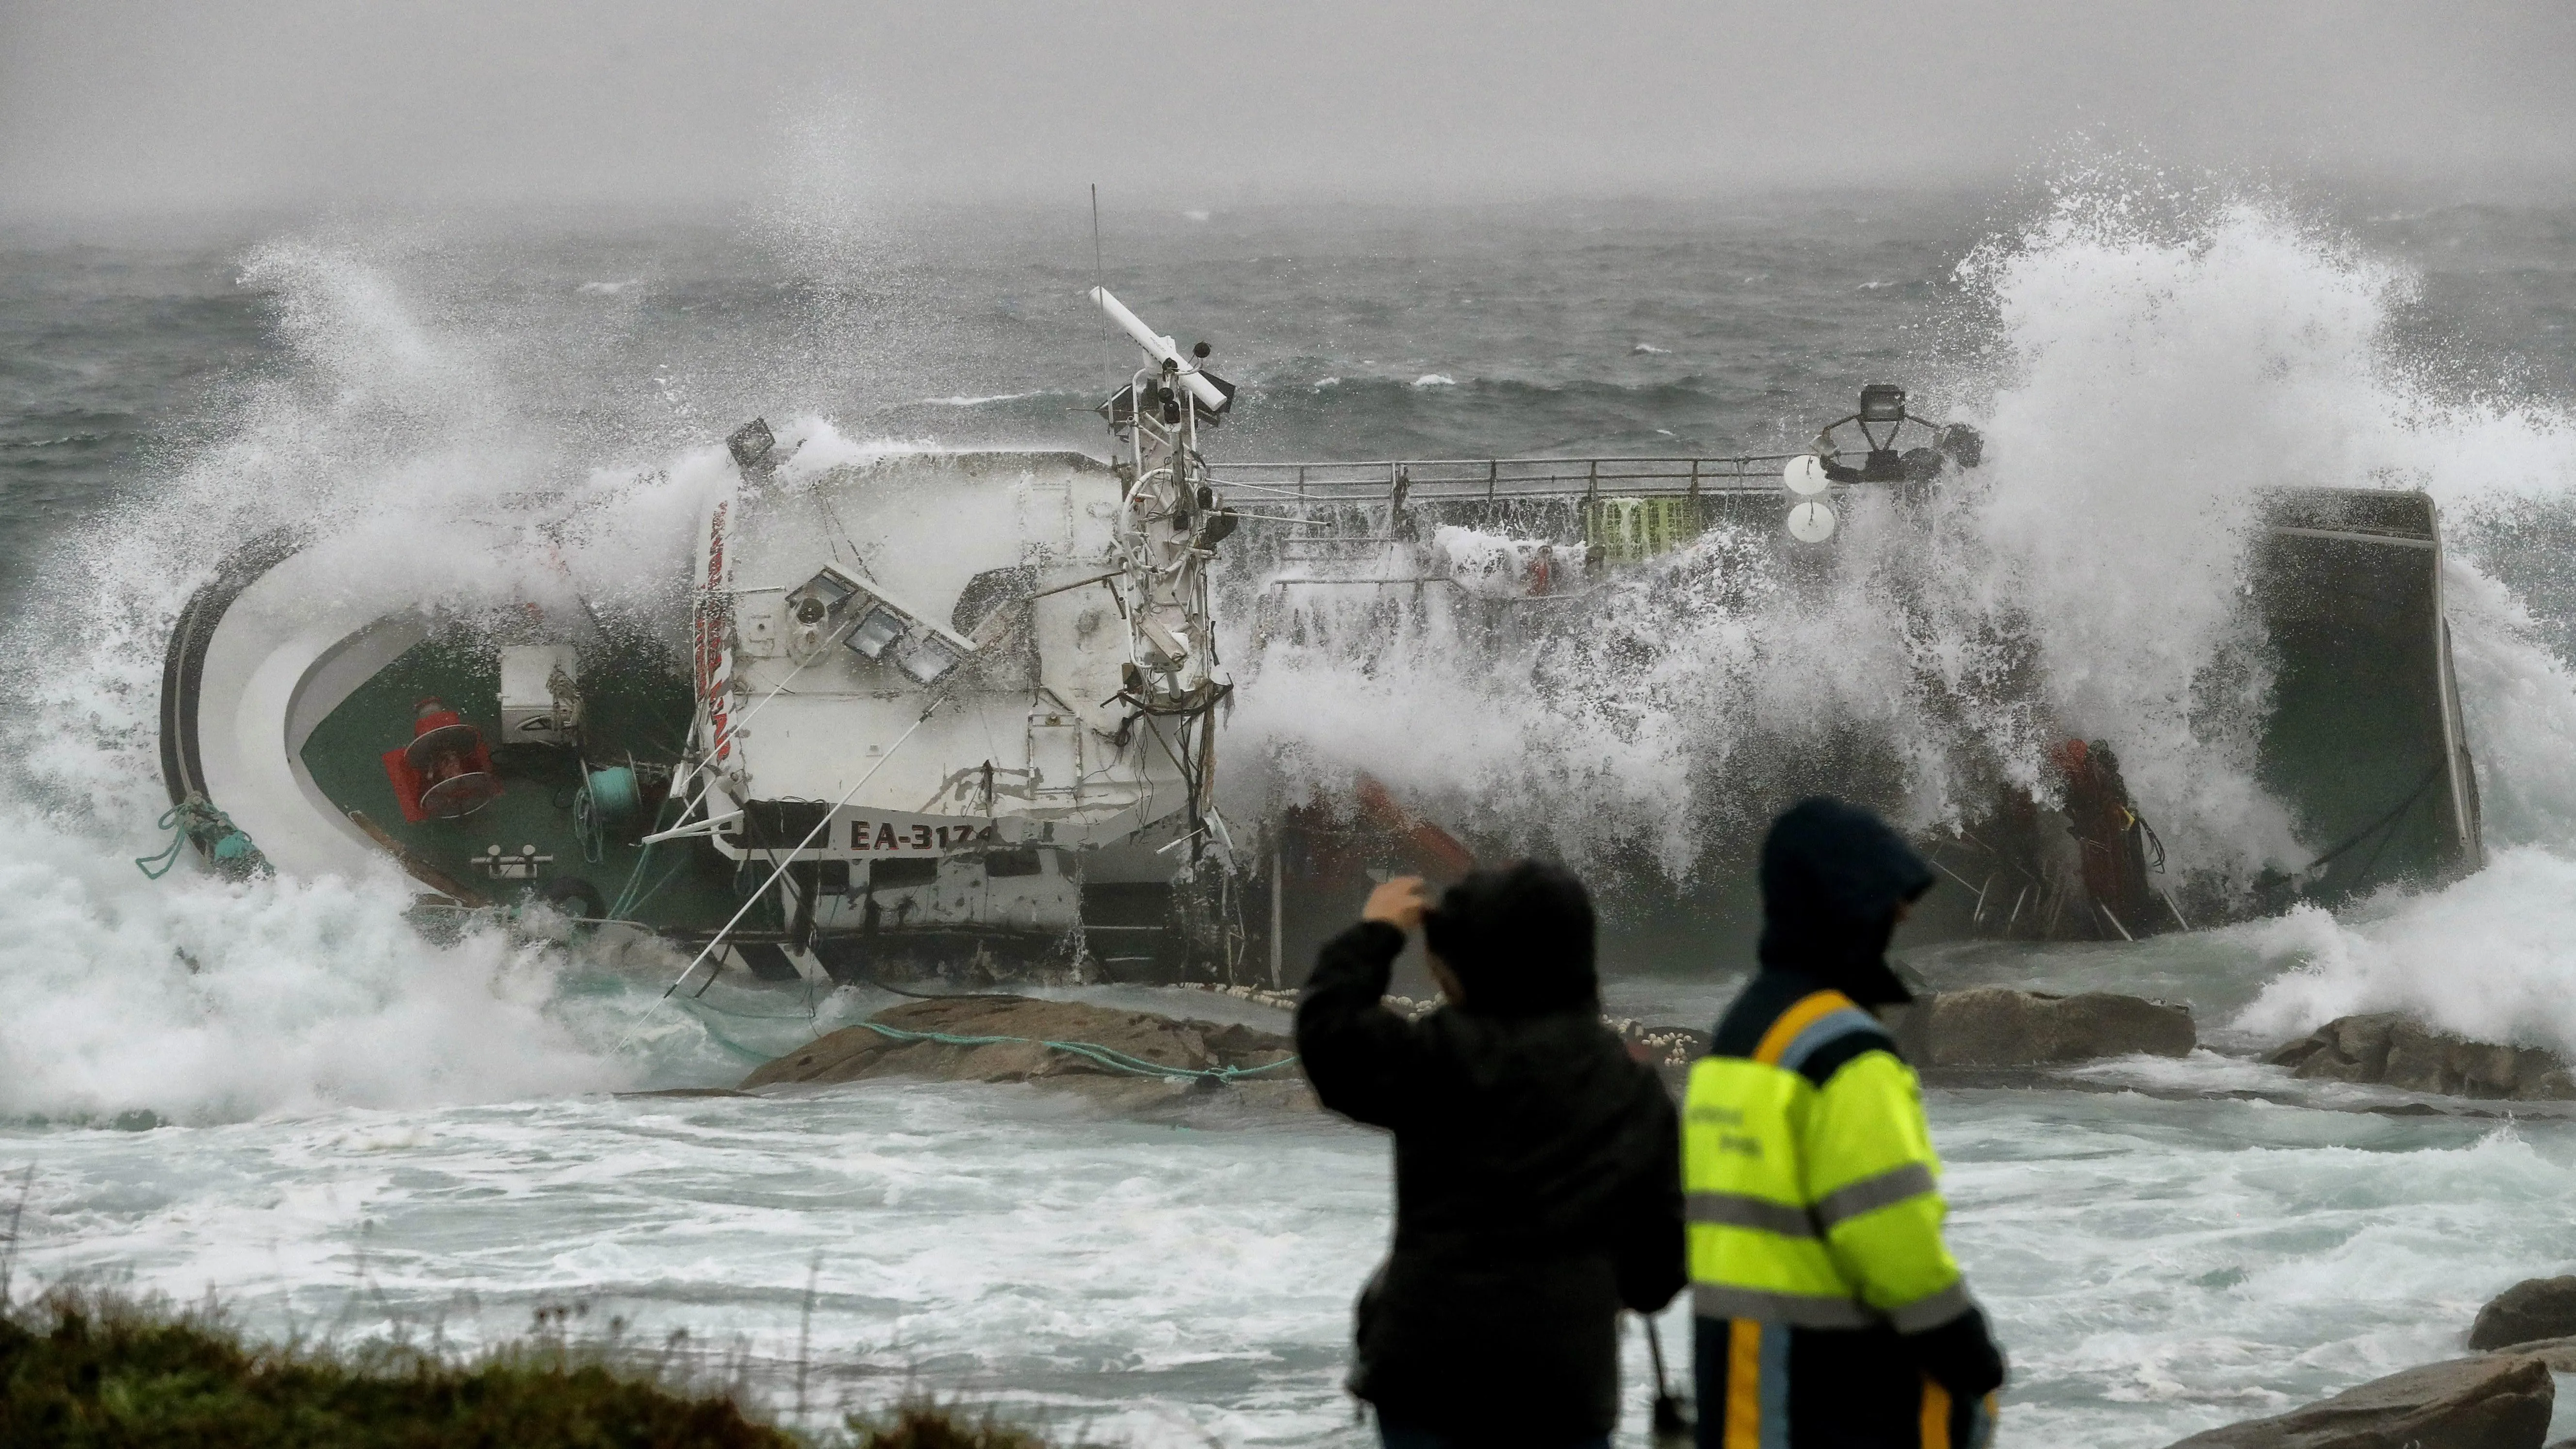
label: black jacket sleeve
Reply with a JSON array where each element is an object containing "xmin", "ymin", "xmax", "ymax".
[
  {"xmin": 1295, "ymin": 921, "xmax": 1428, "ymax": 1130},
  {"xmin": 1611, "ymin": 1082, "xmax": 1687, "ymax": 1314}
]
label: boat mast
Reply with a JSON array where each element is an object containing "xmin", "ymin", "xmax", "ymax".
[{"xmin": 1088, "ymin": 287, "xmax": 1237, "ymax": 854}]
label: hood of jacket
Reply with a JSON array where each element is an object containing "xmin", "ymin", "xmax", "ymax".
[{"xmin": 1757, "ymin": 796, "xmax": 1935, "ymax": 1005}]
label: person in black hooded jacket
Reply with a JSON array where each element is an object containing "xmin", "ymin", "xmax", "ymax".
[
  {"xmin": 1297, "ymin": 860, "xmax": 1685, "ymax": 1449},
  {"xmin": 1687, "ymin": 797, "xmax": 2006, "ymax": 1449}
]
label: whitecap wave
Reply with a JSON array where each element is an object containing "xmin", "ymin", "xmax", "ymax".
[
  {"xmin": 2231, "ymin": 846, "xmax": 2576, "ymax": 1055},
  {"xmin": 0, "ymin": 819, "xmax": 633, "ymax": 1124}
]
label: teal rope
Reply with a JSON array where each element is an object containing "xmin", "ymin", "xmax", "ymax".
[
  {"xmin": 672, "ymin": 1004, "xmax": 777, "ymax": 1063},
  {"xmin": 615, "ymin": 856, "xmax": 690, "ymax": 924},
  {"xmin": 606, "ymin": 794, "xmax": 681, "ymax": 922},
  {"xmin": 136, "ymin": 796, "xmax": 267, "ymax": 880},
  {"xmin": 605, "ymin": 818, "xmax": 661, "ymax": 918},
  {"xmin": 844, "ymin": 1018, "xmax": 1300, "ymax": 1083},
  {"xmin": 134, "ymin": 804, "xmax": 188, "ymax": 879}
]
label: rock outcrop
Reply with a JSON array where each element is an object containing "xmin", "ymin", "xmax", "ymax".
[
  {"xmin": 1893, "ymin": 987, "xmax": 2196, "ymax": 1068},
  {"xmin": 1185, "ymin": 981, "xmax": 2196, "ymax": 1073},
  {"xmin": 2163, "ymin": 1354, "xmax": 2554, "ymax": 1449},
  {"xmin": 2472, "ymin": 1277, "xmax": 2576, "ymax": 1350},
  {"xmin": 2266, "ymin": 1015, "xmax": 2576, "ymax": 1101},
  {"xmin": 740, "ymin": 995, "xmax": 1310, "ymax": 1113}
]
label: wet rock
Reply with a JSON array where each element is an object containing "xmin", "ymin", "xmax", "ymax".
[
  {"xmin": 2162, "ymin": 1353, "xmax": 2553, "ymax": 1449},
  {"xmin": 2266, "ymin": 1015, "xmax": 2576, "ymax": 1101},
  {"xmin": 2495, "ymin": 1335, "xmax": 2576, "ymax": 1373},
  {"xmin": 740, "ymin": 995, "xmax": 1310, "ymax": 1113},
  {"xmin": 2472, "ymin": 1277, "xmax": 2576, "ymax": 1350},
  {"xmin": 1893, "ymin": 987, "xmax": 2195, "ymax": 1068}
]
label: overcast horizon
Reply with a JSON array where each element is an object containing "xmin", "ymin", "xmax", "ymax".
[{"xmin": 7, "ymin": 0, "xmax": 2576, "ymax": 228}]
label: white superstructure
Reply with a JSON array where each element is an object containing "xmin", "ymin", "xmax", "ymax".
[
  {"xmin": 650, "ymin": 291, "xmax": 1244, "ymax": 976},
  {"xmin": 681, "ymin": 448, "xmax": 1218, "ymax": 862}
]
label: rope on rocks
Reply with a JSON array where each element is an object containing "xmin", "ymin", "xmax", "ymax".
[
  {"xmin": 840, "ymin": 1018, "xmax": 1301, "ymax": 1083},
  {"xmin": 674, "ymin": 1008, "xmax": 779, "ymax": 1065}
]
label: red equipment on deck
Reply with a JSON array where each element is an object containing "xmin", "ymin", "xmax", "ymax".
[
  {"xmin": 382, "ymin": 697, "xmax": 501, "ymax": 823},
  {"xmin": 2052, "ymin": 737, "xmax": 2156, "ymax": 938}
]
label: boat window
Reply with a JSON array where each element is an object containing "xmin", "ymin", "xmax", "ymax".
[
  {"xmin": 740, "ymin": 800, "xmax": 830, "ymax": 847},
  {"xmin": 984, "ymin": 848, "xmax": 1044, "ymax": 878},
  {"xmin": 869, "ymin": 857, "xmax": 938, "ymax": 888}
]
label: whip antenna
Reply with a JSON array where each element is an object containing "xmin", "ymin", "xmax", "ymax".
[{"xmin": 1091, "ymin": 183, "xmax": 1110, "ymax": 388}]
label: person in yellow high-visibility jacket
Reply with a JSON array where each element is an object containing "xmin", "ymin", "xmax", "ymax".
[{"xmin": 1688, "ymin": 798, "xmax": 2004, "ymax": 1449}]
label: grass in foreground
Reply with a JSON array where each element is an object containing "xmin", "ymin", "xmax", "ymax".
[
  {"xmin": 0, "ymin": 1288, "xmax": 1058, "ymax": 1448},
  {"xmin": 840, "ymin": 1401, "xmax": 1052, "ymax": 1449}
]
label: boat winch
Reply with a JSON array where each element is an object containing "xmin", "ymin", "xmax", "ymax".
[
  {"xmin": 383, "ymin": 696, "xmax": 502, "ymax": 822},
  {"xmin": 573, "ymin": 765, "xmax": 642, "ymax": 862}
]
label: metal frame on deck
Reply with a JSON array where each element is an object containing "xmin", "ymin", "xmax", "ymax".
[{"xmin": 1206, "ymin": 454, "xmax": 1809, "ymax": 506}]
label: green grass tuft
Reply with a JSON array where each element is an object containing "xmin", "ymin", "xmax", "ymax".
[
  {"xmin": 0, "ymin": 1286, "xmax": 798, "ymax": 1448},
  {"xmin": 0, "ymin": 1282, "xmax": 1079, "ymax": 1448}
]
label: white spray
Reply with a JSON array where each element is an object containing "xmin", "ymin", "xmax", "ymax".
[{"xmin": 1228, "ymin": 187, "xmax": 2576, "ymax": 1056}]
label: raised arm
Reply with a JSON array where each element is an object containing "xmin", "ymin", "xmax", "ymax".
[{"xmin": 1295, "ymin": 877, "xmax": 1436, "ymax": 1130}]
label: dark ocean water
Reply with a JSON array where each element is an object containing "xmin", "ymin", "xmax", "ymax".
[
  {"xmin": 11, "ymin": 190, "xmax": 2576, "ymax": 1446},
  {"xmin": 14, "ymin": 191, "xmax": 2574, "ymax": 597}
]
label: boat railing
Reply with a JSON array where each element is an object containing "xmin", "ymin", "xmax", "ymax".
[{"xmin": 1206, "ymin": 454, "xmax": 1810, "ymax": 507}]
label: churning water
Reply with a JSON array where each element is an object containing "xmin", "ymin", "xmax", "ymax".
[{"xmin": 8, "ymin": 181, "xmax": 2576, "ymax": 1445}]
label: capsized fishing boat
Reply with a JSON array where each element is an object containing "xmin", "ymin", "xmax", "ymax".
[
  {"xmin": 157, "ymin": 290, "xmax": 1251, "ymax": 988},
  {"xmin": 1217, "ymin": 384, "xmax": 2484, "ymax": 970}
]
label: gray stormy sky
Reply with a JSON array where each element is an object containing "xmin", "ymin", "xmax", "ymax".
[{"xmin": 4, "ymin": 0, "xmax": 2575, "ymax": 220}]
